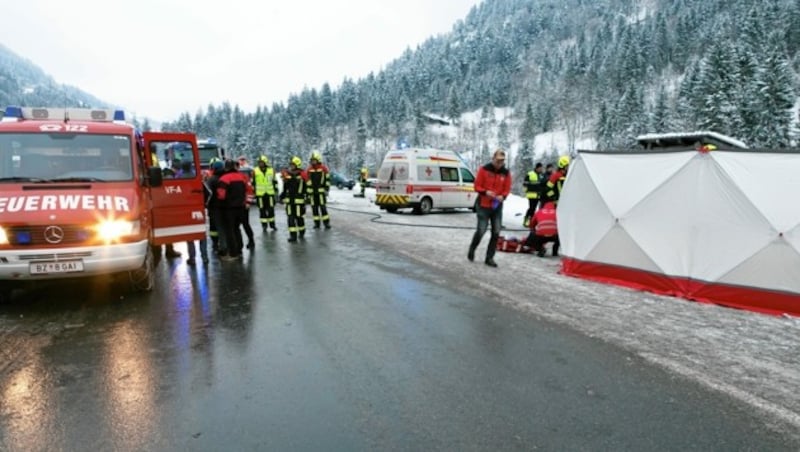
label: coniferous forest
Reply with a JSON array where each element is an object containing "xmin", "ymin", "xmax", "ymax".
[{"xmin": 2, "ymin": 0, "xmax": 799, "ymax": 178}]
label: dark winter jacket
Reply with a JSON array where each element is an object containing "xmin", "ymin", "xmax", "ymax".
[
  {"xmin": 281, "ymin": 168, "xmax": 307, "ymax": 204},
  {"xmin": 217, "ymin": 170, "xmax": 249, "ymax": 209}
]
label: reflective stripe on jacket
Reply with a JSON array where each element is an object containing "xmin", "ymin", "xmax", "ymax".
[
  {"xmin": 524, "ymin": 171, "xmax": 540, "ymax": 199},
  {"xmin": 545, "ymin": 169, "xmax": 567, "ymax": 202},
  {"xmin": 532, "ymin": 202, "xmax": 558, "ymax": 236},
  {"xmin": 306, "ymin": 164, "xmax": 331, "ymax": 194},
  {"xmin": 254, "ymin": 166, "xmax": 276, "ymax": 196}
]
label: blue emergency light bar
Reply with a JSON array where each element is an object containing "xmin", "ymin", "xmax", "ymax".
[
  {"xmin": 3, "ymin": 106, "xmax": 23, "ymax": 119},
  {"xmin": 1, "ymin": 106, "xmax": 127, "ymax": 123}
]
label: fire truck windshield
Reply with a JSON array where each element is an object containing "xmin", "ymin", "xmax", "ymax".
[
  {"xmin": 197, "ymin": 140, "xmax": 221, "ymax": 169},
  {"xmin": 0, "ymin": 133, "xmax": 133, "ymax": 182}
]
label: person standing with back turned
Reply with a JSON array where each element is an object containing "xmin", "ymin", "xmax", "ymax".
[
  {"xmin": 281, "ymin": 156, "xmax": 307, "ymax": 243},
  {"xmin": 468, "ymin": 149, "xmax": 511, "ymax": 267}
]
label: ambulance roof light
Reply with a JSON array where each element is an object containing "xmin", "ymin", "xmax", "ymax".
[{"xmin": 2, "ymin": 106, "xmax": 24, "ymax": 122}]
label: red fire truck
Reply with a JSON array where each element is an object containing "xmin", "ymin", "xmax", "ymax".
[{"xmin": 0, "ymin": 106, "xmax": 207, "ymax": 300}]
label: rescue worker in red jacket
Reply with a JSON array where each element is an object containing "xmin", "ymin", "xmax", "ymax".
[
  {"xmin": 544, "ymin": 155, "xmax": 570, "ymax": 204},
  {"xmin": 281, "ymin": 156, "xmax": 307, "ymax": 242},
  {"xmin": 525, "ymin": 201, "xmax": 560, "ymax": 257},
  {"xmin": 306, "ymin": 151, "xmax": 332, "ymax": 229},
  {"xmin": 216, "ymin": 159, "xmax": 250, "ymax": 259},
  {"xmin": 468, "ymin": 149, "xmax": 512, "ymax": 268}
]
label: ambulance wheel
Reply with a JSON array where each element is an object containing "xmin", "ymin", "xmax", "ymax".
[
  {"xmin": 129, "ymin": 246, "xmax": 155, "ymax": 292},
  {"xmin": 386, "ymin": 206, "xmax": 398, "ymax": 213},
  {"xmin": 415, "ymin": 197, "xmax": 433, "ymax": 215}
]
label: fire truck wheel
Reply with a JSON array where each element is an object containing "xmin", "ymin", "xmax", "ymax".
[{"xmin": 128, "ymin": 246, "xmax": 155, "ymax": 292}]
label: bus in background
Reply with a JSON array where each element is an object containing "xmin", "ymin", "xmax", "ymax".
[{"xmin": 197, "ymin": 138, "xmax": 225, "ymax": 171}]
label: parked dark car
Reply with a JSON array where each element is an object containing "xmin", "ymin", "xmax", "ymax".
[{"xmin": 331, "ymin": 171, "xmax": 355, "ymax": 189}]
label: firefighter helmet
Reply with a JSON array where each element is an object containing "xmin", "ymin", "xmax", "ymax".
[
  {"xmin": 558, "ymin": 155, "xmax": 570, "ymax": 169},
  {"xmin": 291, "ymin": 156, "xmax": 302, "ymax": 167},
  {"xmin": 311, "ymin": 151, "xmax": 322, "ymax": 162},
  {"xmin": 259, "ymin": 155, "xmax": 269, "ymax": 164}
]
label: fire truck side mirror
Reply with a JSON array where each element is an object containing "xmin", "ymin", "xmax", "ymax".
[{"xmin": 148, "ymin": 166, "xmax": 163, "ymax": 187}]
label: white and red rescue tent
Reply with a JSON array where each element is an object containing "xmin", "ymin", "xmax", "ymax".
[{"xmin": 558, "ymin": 146, "xmax": 800, "ymax": 316}]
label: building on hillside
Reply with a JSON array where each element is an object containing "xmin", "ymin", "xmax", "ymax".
[{"xmin": 636, "ymin": 131, "xmax": 748, "ymax": 150}]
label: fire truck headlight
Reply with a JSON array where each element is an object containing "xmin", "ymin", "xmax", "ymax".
[
  {"xmin": 0, "ymin": 227, "xmax": 8, "ymax": 245},
  {"xmin": 96, "ymin": 220, "xmax": 140, "ymax": 242}
]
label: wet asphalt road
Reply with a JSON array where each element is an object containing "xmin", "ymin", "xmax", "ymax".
[{"xmin": 0, "ymin": 212, "xmax": 797, "ymax": 451}]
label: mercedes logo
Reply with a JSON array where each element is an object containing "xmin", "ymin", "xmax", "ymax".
[{"xmin": 44, "ymin": 226, "xmax": 64, "ymax": 244}]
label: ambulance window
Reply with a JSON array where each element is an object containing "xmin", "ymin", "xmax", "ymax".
[
  {"xmin": 460, "ymin": 168, "xmax": 475, "ymax": 183},
  {"xmin": 418, "ymin": 165, "xmax": 439, "ymax": 182},
  {"xmin": 440, "ymin": 167, "xmax": 459, "ymax": 182},
  {"xmin": 379, "ymin": 162, "xmax": 408, "ymax": 182}
]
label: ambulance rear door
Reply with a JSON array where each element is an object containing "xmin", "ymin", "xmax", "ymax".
[{"xmin": 143, "ymin": 132, "xmax": 207, "ymax": 245}]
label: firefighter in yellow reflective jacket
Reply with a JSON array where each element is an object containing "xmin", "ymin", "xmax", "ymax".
[
  {"xmin": 281, "ymin": 156, "xmax": 307, "ymax": 242},
  {"xmin": 358, "ymin": 167, "xmax": 369, "ymax": 197},
  {"xmin": 254, "ymin": 155, "xmax": 278, "ymax": 232},
  {"xmin": 544, "ymin": 155, "xmax": 570, "ymax": 204},
  {"xmin": 306, "ymin": 151, "xmax": 332, "ymax": 229},
  {"xmin": 522, "ymin": 162, "xmax": 543, "ymax": 227}
]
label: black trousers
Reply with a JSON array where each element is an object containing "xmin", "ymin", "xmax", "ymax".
[
  {"xmin": 220, "ymin": 208, "xmax": 244, "ymax": 256},
  {"xmin": 526, "ymin": 233, "xmax": 560, "ymax": 256},
  {"xmin": 286, "ymin": 200, "xmax": 306, "ymax": 239},
  {"xmin": 309, "ymin": 192, "xmax": 329, "ymax": 226},
  {"xmin": 240, "ymin": 207, "xmax": 254, "ymax": 243},
  {"xmin": 257, "ymin": 194, "xmax": 276, "ymax": 229},
  {"xmin": 524, "ymin": 198, "xmax": 540, "ymax": 220},
  {"xmin": 208, "ymin": 206, "xmax": 221, "ymax": 251}
]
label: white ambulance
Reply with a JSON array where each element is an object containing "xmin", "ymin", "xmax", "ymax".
[{"xmin": 375, "ymin": 148, "xmax": 477, "ymax": 214}]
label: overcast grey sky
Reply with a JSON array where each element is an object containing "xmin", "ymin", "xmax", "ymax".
[{"xmin": 1, "ymin": 0, "xmax": 482, "ymax": 122}]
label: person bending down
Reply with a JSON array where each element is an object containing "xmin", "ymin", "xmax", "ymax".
[{"xmin": 525, "ymin": 201, "xmax": 560, "ymax": 257}]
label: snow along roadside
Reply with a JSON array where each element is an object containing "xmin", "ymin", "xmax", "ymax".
[{"xmin": 329, "ymin": 202, "xmax": 800, "ymax": 440}]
